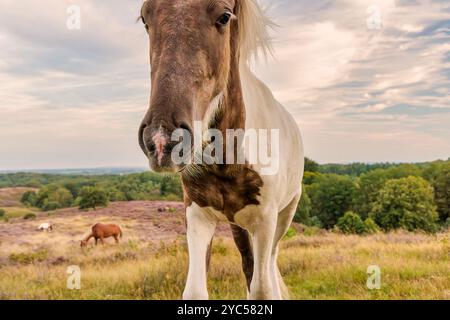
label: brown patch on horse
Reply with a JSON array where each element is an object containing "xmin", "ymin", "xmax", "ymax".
[
  {"xmin": 181, "ymin": 1, "xmax": 263, "ymax": 221},
  {"xmin": 182, "ymin": 165, "xmax": 263, "ymax": 222},
  {"xmin": 231, "ymin": 224, "xmax": 254, "ymax": 289}
]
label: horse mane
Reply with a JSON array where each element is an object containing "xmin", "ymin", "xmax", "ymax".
[{"xmin": 237, "ymin": 0, "xmax": 275, "ymax": 64}]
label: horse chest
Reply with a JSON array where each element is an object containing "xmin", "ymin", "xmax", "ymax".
[{"xmin": 183, "ymin": 166, "xmax": 264, "ymax": 222}]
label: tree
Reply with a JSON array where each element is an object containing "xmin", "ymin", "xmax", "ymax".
[
  {"xmin": 433, "ymin": 169, "xmax": 450, "ymax": 222},
  {"xmin": 308, "ymin": 174, "xmax": 357, "ymax": 229},
  {"xmin": 34, "ymin": 185, "xmax": 73, "ymax": 211},
  {"xmin": 303, "ymin": 172, "xmax": 321, "ymax": 186},
  {"xmin": 337, "ymin": 211, "xmax": 366, "ymax": 235},
  {"xmin": 20, "ymin": 191, "xmax": 37, "ymax": 207},
  {"xmin": 304, "ymin": 157, "xmax": 319, "ymax": 173},
  {"xmin": 423, "ymin": 162, "xmax": 450, "ymax": 222},
  {"xmin": 355, "ymin": 164, "xmax": 423, "ymax": 219},
  {"xmin": 78, "ymin": 186, "xmax": 108, "ymax": 210},
  {"xmin": 294, "ymin": 190, "xmax": 311, "ymax": 225},
  {"xmin": 370, "ymin": 177, "xmax": 438, "ymax": 233}
]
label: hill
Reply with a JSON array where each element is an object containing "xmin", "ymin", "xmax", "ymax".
[{"xmin": 0, "ymin": 187, "xmax": 37, "ymax": 207}]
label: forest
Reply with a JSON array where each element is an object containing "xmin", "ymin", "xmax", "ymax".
[{"xmin": 1, "ymin": 158, "xmax": 449, "ymax": 234}]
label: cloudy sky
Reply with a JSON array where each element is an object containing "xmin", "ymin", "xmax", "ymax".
[{"xmin": 0, "ymin": 0, "xmax": 449, "ymax": 170}]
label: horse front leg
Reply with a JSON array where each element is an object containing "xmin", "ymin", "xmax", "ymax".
[
  {"xmin": 271, "ymin": 193, "xmax": 301, "ymax": 300},
  {"xmin": 183, "ymin": 205, "xmax": 216, "ymax": 300},
  {"xmin": 249, "ymin": 211, "xmax": 277, "ymax": 300}
]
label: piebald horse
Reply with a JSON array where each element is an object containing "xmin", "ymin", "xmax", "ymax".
[{"xmin": 138, "ymin": 0, "xmax": 304, "ymax": 300}]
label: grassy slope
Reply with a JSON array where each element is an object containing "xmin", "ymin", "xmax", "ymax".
[
  {"xmin": 0, "ymin": 188, "xmax": 39, "ymax": 219},
  {"xmin": 0, "ymin": 231, "xmax": 448, "ymax": 300},
  {"xmin": 0, "ymin": 188, "xmax": 37, "ymax": 207}
]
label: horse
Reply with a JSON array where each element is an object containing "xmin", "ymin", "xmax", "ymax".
[
  {"xmin": 80, "ymin": 223, "xmax": 123, "ymax": 247},
  {"xmin": 38, "ymin": 222, "xmax": 53, "ymax": 232},
  {"xmin": 138, "ymin": 0, "xmax": 304, "ymax": 300}
]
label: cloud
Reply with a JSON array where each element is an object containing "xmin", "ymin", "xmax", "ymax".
[{"xmin": 0, "ymin": 0, "xmax": 449, "ymax": 169}]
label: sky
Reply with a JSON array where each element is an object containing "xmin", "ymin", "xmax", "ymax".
[{"xmin": 0, "ymin": 0, "xmax": 449, "ymax": 170}]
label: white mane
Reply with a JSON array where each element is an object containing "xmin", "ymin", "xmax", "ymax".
[{"xmin": 237, "ymin": 0, "xmax": 275, "ymax": 63}]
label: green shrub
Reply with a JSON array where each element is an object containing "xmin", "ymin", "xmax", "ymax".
[
  {"xmin": 0, "ymin": 208, "xmax": 5, "ymax": 218},
  {"xmin": 283, "ymin": 227, "xmax": 297, "ymax": 240},
  {"xmin": 337, "ymin": 211, "xmax": 366, "ymax": 235},
  {"xmin": 23, "ymin": 213, "xmax": 37, "ymax": 220},
  {"xmin": 364, "ymin": 218, "xmax": 379, "ymax": 234}
]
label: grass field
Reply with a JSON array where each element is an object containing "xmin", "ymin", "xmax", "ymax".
[{"xmin": 0, "ymin": 200, "xmax": 449, "ymax": 300}]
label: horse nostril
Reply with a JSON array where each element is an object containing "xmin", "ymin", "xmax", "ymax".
[{"xmin": 146, "ymin": 142, "xmax": 156, "ymax": 154}]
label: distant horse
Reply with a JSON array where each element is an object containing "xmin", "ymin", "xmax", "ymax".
[
  {"xmin": 80, "ymin": 223, "xmax": 123, "ymax": 247},
  {"xmin": 138, "ymin": 0, "xmax": 304, "ymax": 300},
  {"xmin": 38, "ymin": 222, "xmax": 53, "ymax": 232}
]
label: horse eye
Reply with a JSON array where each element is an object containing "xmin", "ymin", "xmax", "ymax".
[{"xmin": 216, "ymin": 12, "xmax": 232, "ymax": 26}]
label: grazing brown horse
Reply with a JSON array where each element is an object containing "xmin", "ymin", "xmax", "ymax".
[{"xmin": 80, "ymin": 223, "xmax": 123, "ymax": 247}]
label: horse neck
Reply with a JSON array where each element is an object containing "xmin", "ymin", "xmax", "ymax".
[{"xmin": 83, "ymin": 232, "xmax": 93, "ymax": 241}]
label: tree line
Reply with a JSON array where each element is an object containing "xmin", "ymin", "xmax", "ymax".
[
  {"xmin": 296, "ymin": 158, "xmax": 449, "ymax": 234},
  {"xmin": 1, "ymin": 158, "xmax": 448, "ymax": 233},
  {"xmin": 12, "ymin": 172, "xmax": 182, "ymax": 211}
]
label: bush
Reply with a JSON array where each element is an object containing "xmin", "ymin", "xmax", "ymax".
[
  {"xmin": 370, "ymin": 176, "xmax": 438, "ymax": 233},
  {"xmin": 283, "ymin": 227, "xmax": 297, "ymax": 240},
  {"xmin": 23, "ymin": 213, "xmax": 37, "ymax": 220},
  {"xmin": 0, "ymin": 209, "xmax": 5, "ymax": 218},
  {"xmin": 78, "ymin": 186, "xmax": 109, "ymax": 210},
  {"xmin": 364, "ymin": 218, "xmax": 379, "ymax": 234},
  {"xmin": 337, "ymin": 211, "xmax": 366, "ymax": 235}
]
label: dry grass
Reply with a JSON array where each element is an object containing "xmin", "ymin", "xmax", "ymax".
[
  {"xmin": 0, "ymin": 222, "xmax": 448, "ymax": 300},
  {"xmin": 0, "ymin": 198, "xmax": 448, "ymax": 300}
]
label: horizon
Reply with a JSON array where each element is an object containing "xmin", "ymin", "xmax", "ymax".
[
  {"xmin": 0, "ymin": 0, "xmax": 449, "ymax": 170},
  {"xmin": 1, "ymin": 157, "xmax": 449, "ymax": 175}
]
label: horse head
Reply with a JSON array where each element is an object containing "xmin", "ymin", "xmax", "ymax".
[{"xmin": 138, "ymin": 0, "xmax": 247, "ymax": 172}]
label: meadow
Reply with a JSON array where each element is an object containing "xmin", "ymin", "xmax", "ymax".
[{"xmin": 0, "ymin": 200, "xmax": 449, "ymax": 300}]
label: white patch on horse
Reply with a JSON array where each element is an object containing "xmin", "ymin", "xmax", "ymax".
[{"xmin": 183, "ymin": 204, "xmax": 217, "ymax": 300}]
